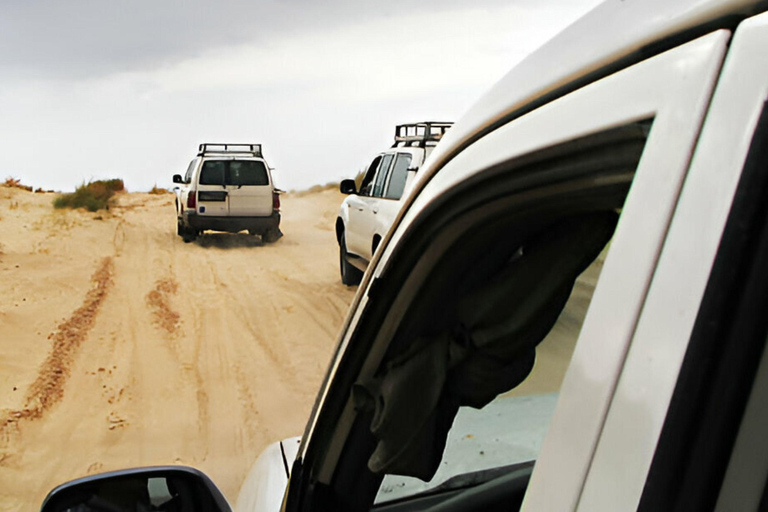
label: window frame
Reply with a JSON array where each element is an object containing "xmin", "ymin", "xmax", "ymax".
[
  {"xmin": 636, "ymin": 99, "xmax": 768, "ymax": 512},
  {"xmin": 584, "ymin": 12, "xmax": 768, "ymax": 511}
]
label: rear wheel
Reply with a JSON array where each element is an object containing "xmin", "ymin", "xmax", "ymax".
[
  {"xmin": 262, "ymin": 228, "xmax": 283, "ymax": 243},
  {"xmin": 178, "ymin": 219, "xmax": 197, "ymax": 243},
  {"xmin": 340, "ymin": 233, "xmax": 363, "ymax": 286}
]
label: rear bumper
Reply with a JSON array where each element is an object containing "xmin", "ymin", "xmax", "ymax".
[{"xmin": 183, "ymin": 211, "xmax": 280, "ymax": 234}]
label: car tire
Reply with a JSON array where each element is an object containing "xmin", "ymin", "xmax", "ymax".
[
  {"xmin": 177, "ymin": 218, "xmax": 184, "ymax": 237},
  {"xmin": 262, "ymin": 229, "xmax": 283, "ymax": 243},
  {"xmin": 340, "ymin": 233, "xmax": 363, "ymax": 286}
]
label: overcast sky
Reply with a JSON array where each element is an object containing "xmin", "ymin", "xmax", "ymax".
[{"xmin": 0, "ymin": 0, "xmax": 601, "ymax": 192}]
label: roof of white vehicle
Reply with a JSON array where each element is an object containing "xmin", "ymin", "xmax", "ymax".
[
  {"xmin": 423, "ymin": 0, "xmax": 765, "ymax": 181},
  {"xmin": 200, "ymin": 154, "xmax": 266, "ymax": 160}
]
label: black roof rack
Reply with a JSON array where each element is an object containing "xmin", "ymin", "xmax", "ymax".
[
  {"xmin": 198, "ymin": 143, "xmax": 263, "ymax": 157},
  {"xmin": 392, "ymin": 122, "xmax": 452, "ymax": 148}
]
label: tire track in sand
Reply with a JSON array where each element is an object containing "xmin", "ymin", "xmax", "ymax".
[
  {"xmin": 1, "ymin": 258, "xmax": 114, "ymax": 445},
  {"xmin": 146, "ymin": 278, "xmax": 181, "ymax": 338},
  {"xmin": 145, "ymin": 275, "xmax": 210, "ymax": 453}
]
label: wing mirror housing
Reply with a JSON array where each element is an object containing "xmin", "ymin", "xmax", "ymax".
[
  {"xmin": 172, "ymin": 174, "xmax": 183, "ymax": 184},
  {"xmin": 40, "ymin": 466, "xmax": 232, "ymax": 512},
  {"xmin": 340, "ymin": 179, "xmax": 357, "ymax": 195}
]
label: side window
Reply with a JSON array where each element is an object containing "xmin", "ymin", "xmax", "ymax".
[
  {"xmin": 184, "ymin": 160, "xmax": 196, "ymax": 184},
  {"xmin": 199, "ymin": 161, "xmax": 226, "ymax": 185},
  {"xmin": 372, "ymin": 154, "xmax": 394, "ymax": 198},
  {"xmin": 360, "ymin": 156, "xmax": 382, "ymax": 197},
  {"xmin": 384, "ymin": 153, "xmax": 412, "ymax": 200}
]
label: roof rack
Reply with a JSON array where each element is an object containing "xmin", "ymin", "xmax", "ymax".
[
  {"xmin": 198, "ymin": 143, "xmax": 263, "ymax": 157},
  {"xmin": 392, "ymin": 122, "xmax": 453, "ymax": 148}
]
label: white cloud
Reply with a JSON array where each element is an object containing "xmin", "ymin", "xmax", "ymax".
[{"xmin": 0, "ymin": 1, "xmax": 601, "ymax": 192}]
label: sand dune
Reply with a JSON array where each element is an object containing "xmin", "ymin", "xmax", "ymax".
[{"xmin": 0, "ymin": 187, "xmax": 355, "ymax": 510}]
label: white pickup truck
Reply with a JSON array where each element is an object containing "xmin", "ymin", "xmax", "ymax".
[
  {"xmin": 173, "ymin": 143, "xmax": 282, "ymax": 243},
  {"xmin": 336, "ymin": 122, "xmax": 451, "ymax": 284}
]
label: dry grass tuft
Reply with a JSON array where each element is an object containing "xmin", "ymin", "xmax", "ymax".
[
  {"xmin": 148, "ymin": 184, "xmax": 170, "ymax": 195},
  {"xmin": 293, "ymin": 182, "xmax": 339, "ymax": 197},
  {"xmin": 3, "ymin": 177, "xmax": 33, "ymax": 192},
  {"xmin": 53, "ymin": 179, "xmax": 125, "ymax": 212}
]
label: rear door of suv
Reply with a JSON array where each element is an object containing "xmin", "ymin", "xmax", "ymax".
[
  {"xmin": 226, "ymin": 159, "xmax": 273, "ymax": 217},
  {"xmin": 195, "ymin": 158, "xmax": 273, "ymax": 218},
  {"xmin": 196, "ymin": 159, "xmax": 229, "ymax": 217}
]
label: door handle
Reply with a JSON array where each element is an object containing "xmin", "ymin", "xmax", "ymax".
[{"xmin": 372, "ymin": 208, "xmax": 378, "ymax": 214}]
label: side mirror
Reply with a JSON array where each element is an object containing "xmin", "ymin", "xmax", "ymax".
[
  {"xmin": 172, "ymin": 174, "xmax": 183, "ymax": 184},
  {"xmin": 340, "ymin": 179, "xmax": 357, "ymax": 195},
  {"xmin": 40, "ymin": 466, "xmax": 231, "ymax": 512}
]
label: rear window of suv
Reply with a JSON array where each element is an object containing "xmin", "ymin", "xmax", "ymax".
[
  {"xmin": 230, "ymin": 161, "xmax": 269, "ymax": 186},
  {"xmin": 199, "ymin": 160, "xmax": 269, "ymax": 186}
]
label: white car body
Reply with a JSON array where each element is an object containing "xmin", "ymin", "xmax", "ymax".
[
  {"xmin": 336, "ymin": 123, "xmax": 451, "ymax": 284},
  {"xmin": 237, "ymin": 1, "xmax": 768, "ymax": 511},
  {"xmin": 173, "ymin": 143, "xmax": 281, "ymax": 242},
  {"xmin": 339, "ymin": 147, "xmax": 425, "ymax": 261}
]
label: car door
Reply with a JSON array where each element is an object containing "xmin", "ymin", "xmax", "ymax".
[
  {"xmin": 196, "ymin": 159, "xmax": 229, "ymax": 217},
  {"xmin": 577, "ymin": 12, "xmax": 768, "ymax": 511},
  {"xmin": 226, "ymin": 159, "xmax": 273, "ymax": 217},
  {"xmin": 344, "ymin": 155, "xmax": 380, "ymax": 257},
  {"xmin": 282, "ymin": 30, "xmax": 732, "ymax": 512},
  {"xmin": 177, "ymin": 158, "xmax": 198, "ymax": 215},
  {"xmin": 369, "ymin": 152, "xmax": 414, "ymax": 255},
  {"xmin": 346, "ymin": 153, "xmax": 394, "ymax": 259}
]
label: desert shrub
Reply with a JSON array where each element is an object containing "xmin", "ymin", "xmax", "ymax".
[
  {"xmin": 308, "ymin": 182, "xmax": 339, "ymax": 194},
  {"xmin": 53, "ymin": 179, "xmax": 125, "ymax": 212},
  {"xmin": 3, "ymin": 177, "xmax": 33, "ymax": 192},
  {"xmin": 293, "ymin": 182, "xmax": 339, "ymax": 196},
  {"xmin": 101, "ymin": 179, "xmax": 125, "ymax": 193},
  {"xmin": 148, "ymin": 184, "xmax": 169, "ymax": 195}
]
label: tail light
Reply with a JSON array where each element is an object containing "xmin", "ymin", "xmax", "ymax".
[
  {"xmin": 273, "ymin": 191, "xmax": 280, "ymax": 211},
  {"xmin": 187, "ymin": 191, "xmax": 197, "ymax": 209}
]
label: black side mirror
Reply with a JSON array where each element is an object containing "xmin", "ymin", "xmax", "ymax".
[
  {"xmin": 41, "ymin": 466, "xmax": 231, "ymax": 512},
  {"xmin": 340, "ymin": 179, "xmax": 357, "ymax": 195},
  {"xmin": 172, "ymin": 174, "xmax": 183, "ymax": 184}
]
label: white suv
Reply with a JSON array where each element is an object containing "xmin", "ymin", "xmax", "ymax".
[
  {"xmin": 173, "ymin": 143, "xmax": 282, "ymax": 243},
  {"xmin": 336, "ymin": 122, "xmax": 451, "ymax": 284}
]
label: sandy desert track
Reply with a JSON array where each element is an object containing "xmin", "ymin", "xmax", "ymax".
[{"xmin": 0, "ymin": 187, "xmax": 356, "ymax": 510}]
